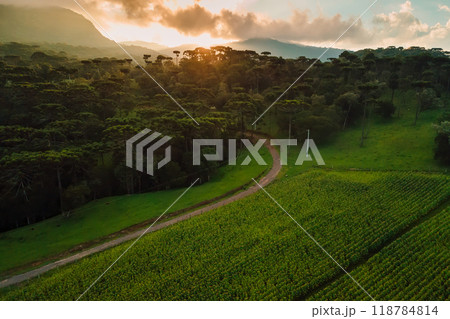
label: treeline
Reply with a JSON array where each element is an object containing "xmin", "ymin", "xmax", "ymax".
[{"xmin": 0, "ymin": 43, "xmax": 449, "ymax": 231}]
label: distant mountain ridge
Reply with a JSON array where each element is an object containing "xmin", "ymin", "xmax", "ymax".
[
  {"xmin": 121, "ymin": 41, "xmax": 169, "ymax": 52},
  {"xmin": 159, "ymin": 44, "xmax": 205, "ymax": 56},
  {"xmin": 0, "ymin": 5, "xmax": 161, "ymax": 60},
  {"xmin": 226, "ymin": 38, "xmax": 344, "ymax": 60},
  {"xmin": 158, "ymin": 39, "xmax": 344, "ymax": 60},
  {"xmin": 0, "ymin": 5, "xmax": 344, "ymax": 61}
]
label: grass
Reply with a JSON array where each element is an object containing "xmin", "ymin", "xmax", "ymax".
[
  {"xmin": 275, "ymin": 91, "xmax": 448, "ymax": 175},
  {"xmin": 287, "ymin": 109, "xmax": 443, "ymax": 172},
  {"xmin": 1, "ymin": 170, "xmax": 448, "ymax": 300},
  {"xmin": 0, "ymin": 147, "xmax": 272, "ymax": 275}
]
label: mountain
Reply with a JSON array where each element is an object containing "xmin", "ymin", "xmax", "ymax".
[
  {"xmin": 0, "ymin": 5, "xmax": 161, "ymax": 60},
  {"xmin": 121, "ymin": 41, "xmax": 169, "ymax": 52},
  {"xmin": 159, "ymin": 44, "xmax": 201, "ymax": 56},
  {"xmin": 0, "ymin": 5, "xmax": 115, "ymax": 48},
  {"xmin": 159, "ymin": 39, "xmax": 345, "ymax": 60},
  {"xmin": 226, "ymin": 38, "xmax": 345, "ymax": 60},
  {"xmin": 0, "ymin": 6, "xmax": 344, "ymax": 61}
]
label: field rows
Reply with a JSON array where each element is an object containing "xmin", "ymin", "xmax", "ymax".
[
  {"xmin": 1, "ymin": 170, "xmax": 449, "ymax": 300},
  {"xmin": 309, "ymin": 206, "xmax": 450, "ymax": 300}
]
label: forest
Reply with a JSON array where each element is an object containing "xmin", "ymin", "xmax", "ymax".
[{"xmin": 0, "ymin": 42, "xmax": 449, "ymax": 231}]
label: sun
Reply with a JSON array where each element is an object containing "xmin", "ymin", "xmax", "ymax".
[
  {"xmin": 176, "ymin": 33, "xmax": 232, "ymax": 48},
  {"xmin": 103, "ymin": 21, "xmax": 231, "ymax": 48}
]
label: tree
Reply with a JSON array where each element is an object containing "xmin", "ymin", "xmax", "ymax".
[
  {"xmin": 443, "ymin": 63, "xmax": 450, "ymax": 92},
  {"xmin": 340, "ymin": 51, "xmax": 359, "ymax": 63},
  {"xmin": 173, "ymin": 50, "xmax": 180, "ymax": 65},
  {"xmin": 358, "ymin": 82, "xmax": 380, "ymax": 147},
  {"xmin": 388, "ymin": 73, "xmax": 399, "ymax": 104},
  {"xmin": 278, "ymin": 99, "xmax": 310, "ymax": 139},
  {"xmin": 412, "ymin": 81, "xmax": 431, "ymax": 125},
  {"xmin": 62, "ymin": 181, "xmax": 91, "ymax": 213},
  {"xmin": 375, "ymin": 100, "xmax": 395, "ymax": 119},
  {"xmin": 225, "ymin": 93, "xmax": 258, "ymax": 136},
  {"xmin": 335, "ymin": 92, "xmax": 360, "ymax": 129},
  {"xmin": 2, "ymin": 42, "xmax": 449, "ymax": 232},
  {"xmin": 433, "ymin": 117, "xmax": 450, "ymax": 165},
  {"xmin": 0, "ymin": 149, "xmax": 84, "ymax": 214}
]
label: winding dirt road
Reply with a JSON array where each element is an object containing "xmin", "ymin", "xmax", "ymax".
[{"xmin": 0, "ymin": 137, "xmax": 280, "ymax": 289}]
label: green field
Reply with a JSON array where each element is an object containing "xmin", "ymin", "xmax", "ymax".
[
  {"xmin": 309, "ymin": 206, "xmax": 450, "ymax": 301},
  {"xmin": 0, "ymin": 147, "xmax": 272, "ymax": 276},
  {"xmin": 1, "ymin": 90, "xmax": 448, "ymax": 299},
  {"xmin": 266, "ymin": 91, "xmax": 447, "ymax": 175},
  {"xmin": 1, "ymin": 170, "xmax": 448, "ymax": 300},
  {"xmin": 297, "ymin": 111, "xmax": 441, "ymax": 171}
]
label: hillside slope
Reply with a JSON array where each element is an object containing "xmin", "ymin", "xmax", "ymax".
[
  {"xmin": 0, "ymin": 5, "xmax": 113, "ymax": 47},
  {"xmin": 158, "ymin": 38, "xmax": 344, "ymax": 60},
  {"xmin": 0, "ymin": 5, "xmax": 161, "ymax": 60},
  {"xmin": 0, "ymin": 148, "xmax": 272, "ymax": 276},
  {"xmin": 227, "ymin": 38, "xmax": 344, "ymax": 60}
]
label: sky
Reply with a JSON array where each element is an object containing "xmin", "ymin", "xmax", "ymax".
[{"xmin": 2, "ymin": 0, "xmax": 450, "ymax": 49}]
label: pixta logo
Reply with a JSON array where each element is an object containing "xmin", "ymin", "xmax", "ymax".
[
  {"xmin": 126, "ymin": 129, "xmax": 325, "ymax": 176},
  {"xmin": 126, "ymin": 129, "xmax": 172, "ymax": 176},
  {"xmin": 193, "ymin": 139, "xmax": 325, "ymax": 166}
]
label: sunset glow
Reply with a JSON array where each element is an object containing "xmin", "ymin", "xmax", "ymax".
[
  {"xmin": 105, "ymin": 22, "xmax": 234, "ymax": 47},
  {"xmin": 1, "ymin": 0, "xmax": 450, "ymax": 49}
]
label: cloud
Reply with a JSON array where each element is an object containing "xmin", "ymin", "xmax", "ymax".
[
  {"xmin": 208, "ymin": 9, "xmax": 370, "ymax": 44},
  {"xmin": 108, "ymin": 0, "xmax": 164, "ymax": 22},
  {"xmin": 439, "ymin": 4, "xmax": 450, "ymax": 13},
  {"xmin": 85, "ymin": 0, "xmax": 370, "ymax": 45},
  {"xmin": 158, "ymin": 4, "xmax": 218, "ymax": 36},
  {"xmin": 77, "ymin": 0, "xmax": 450, "ymax": 49},
  {"xmin": 400, "ymin": 0, "xmax": 413, "ymax": 13},
  {"xmin": 95, "ymin": 0, "xmax": 450, "ymax": 49},
  {"xmin": 373, "ymin": 4, "xmax": 429, "ymax": 39},
  {"xmin": 5, "ymin": 0, "xmax": 449, "ymax": 49},
  {"xmin": 79, "ymin": 0, "xmax": 163, "ymax": 24},
  {"xmin": 372, "ymin": 1, "xmax": 450, "ymax": 48}
]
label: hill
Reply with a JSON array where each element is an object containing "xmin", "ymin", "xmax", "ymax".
[
  {"xmin": 159, "ymin": 44, "xmax": 203, "ymax": 57},
  {"xmin": 0, "ymin": 5, "xmax": 160, "ymax": 60},
  {"xmin": 121, "ymin": 41, "xmax": 169, "ymax": 52},
  {"xmin": 226, "ymin": 38, "xmax": 345, "ymax": 60},
  {"xmin": 0, "ymin": 6, "xmax": 345, "ymax": 61},
  {"xmin": 0, "ymin": 42, "xmax": 160, "ymax": 62},
  {"xmin": 0, "ymin": 5, "xmax": 114, "ymax": 48},
  {"xmin": 155, "ymin": 39, "xmax": 345, "ymax": 60},
  {"xmin": 355, "ymin": 46, "xmax": 450, "ymax": 59}
]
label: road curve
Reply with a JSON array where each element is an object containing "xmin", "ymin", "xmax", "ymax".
[{"xmin": 0, "ymin": 137, "xmax": 281, "ymax": 289}]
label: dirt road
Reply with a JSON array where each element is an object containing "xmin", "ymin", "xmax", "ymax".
[{"xmin": 0, "ymin": 138, "xmax": 281, "ymax": 289}]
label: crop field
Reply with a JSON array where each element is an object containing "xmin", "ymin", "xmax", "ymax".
[
  {"xmin": 1, "ymin": 170, "xmax": 448, "ymax": 301},
  {"xmin": 0, "ymin": 147, "xmax": 271, "ymax": 276},
  {"xmin": 308, "ymin": 206, "xmax": 450, "ymax": 301}
]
